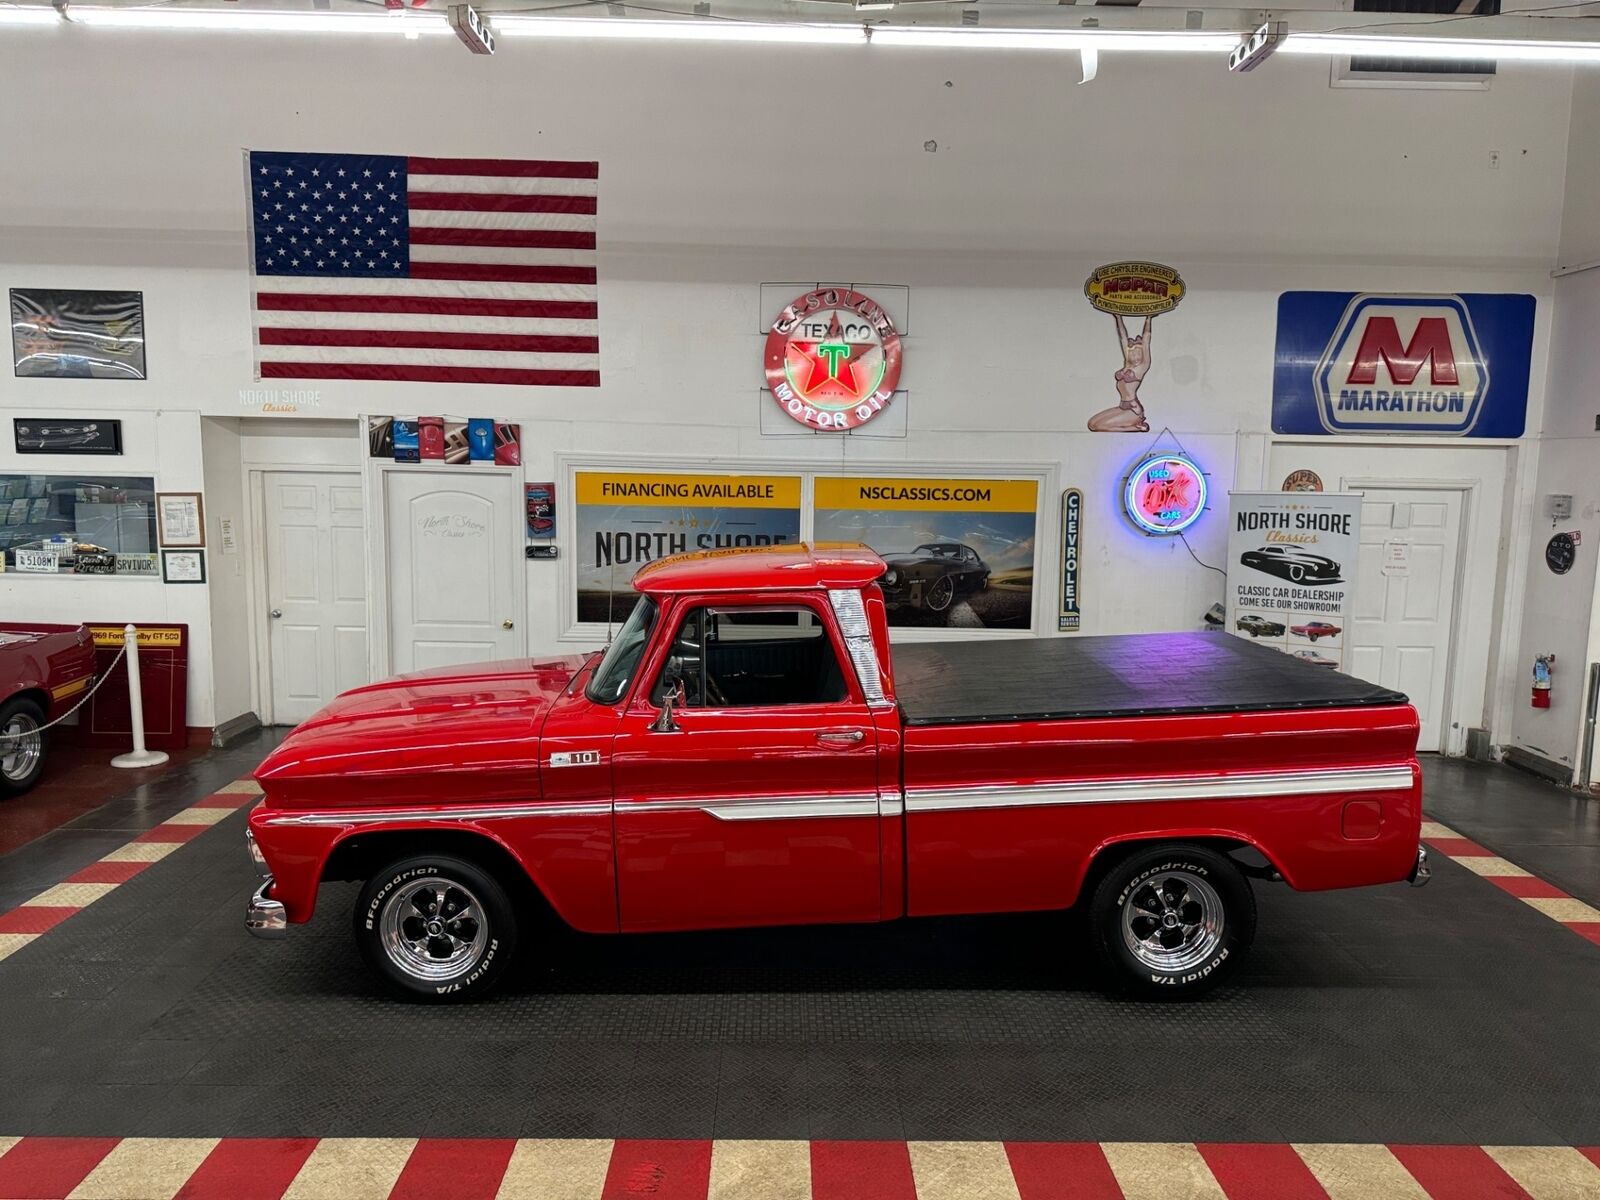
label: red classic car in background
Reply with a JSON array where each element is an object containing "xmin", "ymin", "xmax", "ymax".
[
  {"xmin": 247, "ymin": 544, "xmax": 1426, "ymax": 1003},
  {"xmin": 0, "ymin": 623, "xmax": 96, "ymax": 795},
  {"xmin": 1291, "ymin": 621, "xmax": 1342, "ymax": 642}
]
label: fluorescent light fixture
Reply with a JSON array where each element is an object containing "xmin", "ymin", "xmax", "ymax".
[
  {"xmin": 0, "ymin": 6, "xmax": 62, "ymax": 23},
  {"xmin": 10, "ymin": 5, "xmax": 448, "ymax": 32},
  {"xmin": 869, "ymin": 26, "xmax": 1237, "ymax": 51},
  {"xmin": 854, "ymin": 0, "xmax": 895, "ymax": 11},
  {"xmin": 1281, "ymin": 32, "xmax": 1600, "ymax": 62},
  {"xmin": 493, "ymin": 15, "xmax": 866, "ymax": 43}
]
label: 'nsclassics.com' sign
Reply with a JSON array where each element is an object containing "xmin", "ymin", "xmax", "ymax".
[{"xmin": 1271, "ymin": 292, "xmax": 1535, "ymax": 438}]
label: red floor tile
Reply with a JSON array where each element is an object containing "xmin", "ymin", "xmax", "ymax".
[
  {"xmin": 0, "ymin": 906, "xmax": 79, "ymax": 935},
  {"xmin": 0, "ymin": 1136, "xmax": 121, "ymax": 1199},
  {"xmin": 1569, "ymin": 922, "xmax": 1600, "ymax": 946},
  {"xmin": 174, "ymin": 1138, "xmax": 319, "ymax": 1200},
  {"xmin": 601, "ymin": 1140, "xmax": 711, "ymax": 1200},
  {"xmin": 1006, "ymin": 1141, "xmax": 1125, "ymax": 1199},
  {"xmin": 66, "ymin": 860, "xmax": 152, "ymax": 885},
  {"xmin": 1197, "ymin": 1143, "xmax": 1331, "ymax": 1200},
  {"xmin": 1424, "ymin": 837, "xmax": 1493, "ymax": 857},
  {"xmin": 1387, "ymin": 1144, "xmax": 1533, "ymax": 1199},
  {"xmin": 0, "ymin": 744, "xmax": 205, "ymax": 856},
  {"xmin": 812, "ymin": 1141, "xmax": 917, "ymax": 1200},
  {"xmin": 1486, "ymin": 876, "xmax": 1569, "ymax": 899},
  {"xmin": 389, "ymin": 1138, "xmax": 516, "ymax": 1200}
]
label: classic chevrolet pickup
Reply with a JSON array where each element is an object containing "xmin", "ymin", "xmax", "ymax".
[{"xmin": 247, "ymin": 543, "xmax": 1427, "ymax": 1001}]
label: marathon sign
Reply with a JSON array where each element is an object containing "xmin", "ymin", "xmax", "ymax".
[{"xmin": 1272, "ymin": 292, "xmax": 1535, "ymax": 438}]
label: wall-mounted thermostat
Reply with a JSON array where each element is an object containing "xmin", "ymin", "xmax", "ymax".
[{"xmin": 1547, "ymin": 494, "xmax": 1573, "ymax": 521}]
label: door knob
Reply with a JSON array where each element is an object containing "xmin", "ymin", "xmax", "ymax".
[
  {"xmin": 270, "ymin": 609, "xmax": 283, "ymax": 619},
  {"xmin": 502, "ymin": 619, "xmax": 514, "ymax": 629}
]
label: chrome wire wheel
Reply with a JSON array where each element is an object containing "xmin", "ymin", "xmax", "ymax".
[
  {"xmin": 1120, "ymin": 870, "xmax": 1224, "ymax": 974},
  {"xmin": 378, "ymin": 875, "xmax": 488, "ymax": 982},
  {"xmin": 1, "ymin": 712, "xmax": 42, "ymax": 784}
]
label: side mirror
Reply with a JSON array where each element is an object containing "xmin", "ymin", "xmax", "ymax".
[{"xmin": 651, "ymin": 669, "xmax": 682, "ymax": 733}]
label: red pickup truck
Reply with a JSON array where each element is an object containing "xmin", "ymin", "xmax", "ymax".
[
  {"xmin": 247, "ymin": 544, "xmax": 1427, "ymax": 1001},
  {"xmin": 0, "ymin": 622, "xmax": 96, "ymax": 796}
]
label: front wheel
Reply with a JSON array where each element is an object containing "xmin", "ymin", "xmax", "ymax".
[
  {"xmin": 925, "ymin": 575, "xmax": 955, "ymax": 613},
  {"xmin": 0, "ymin": 697, "xmax": 48, "ymax": 797},
  {"xmin": 354, "ymin": 854, "xmax": 518, "ymax": 1002},
  {"xmin": 1089, "ymin": 843, "xmax": 1255, "ymax": 999}
]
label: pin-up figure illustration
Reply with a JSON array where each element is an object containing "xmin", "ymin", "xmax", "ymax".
[{"xmin": 1082, "ymin": 262, "xmax": 1186, "ymax": 434}]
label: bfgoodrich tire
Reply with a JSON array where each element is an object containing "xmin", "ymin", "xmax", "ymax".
[
  {"xmin": 355, "ymin": 854, "xmax": 518, "ymax": 1002},
  {"xmin": 0, "ymin": 696, "xmax": 48, "ymax": 798},
  {"xmin": 1089, "ymin": 843, "xmax": 1255, "ymax": 999}
]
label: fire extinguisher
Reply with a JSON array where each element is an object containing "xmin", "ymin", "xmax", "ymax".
[{"xmin": 1532, "ymin": 653, "xmax": 1556, "ymax": 708}]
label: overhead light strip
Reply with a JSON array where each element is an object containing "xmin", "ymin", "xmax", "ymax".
[
  {"xmin": 5, "ymin": 4, "xmax": 1600, "ymax": 62},
  {"xmin": 1279, "ymin": 32, "xmax": 1600, "ymax": 62}
]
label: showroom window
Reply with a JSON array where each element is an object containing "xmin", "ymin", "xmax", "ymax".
[
  {"xmin": 0, "ymin": 473, "xmax": 159, "ymax": 576},
  {"xmin": 652, "ymin": 606, "xmax": 849, "ymax": 709}
]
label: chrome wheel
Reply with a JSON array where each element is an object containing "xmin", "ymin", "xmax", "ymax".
[
  {"xmin": 1120, "ymin": 869, "xmax": 1224, "ymax": 973},
  {"xmin": 378, "ymin": 875, "xmax": 488, "ymax": 982},
  {"xmin": 926, "ymin": 575, "xmax": 955, "ymax": 612},
  {"xmin": 1, "ymin": 712, "xmax": 41, "ymax": 784}
]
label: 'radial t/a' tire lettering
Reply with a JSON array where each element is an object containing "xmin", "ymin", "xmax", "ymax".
[
  {"xmin": 1088, "ymin": 843, "xmax": 1256, "ymax": 1000},
  {"xmin": 353, "ymin": 853, "xmax": 518, "ymax": 1002}
]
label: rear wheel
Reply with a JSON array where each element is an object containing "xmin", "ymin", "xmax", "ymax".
[
  {"xmin": 0, "ymin": 697, "xmax": 47, "ymax": 797},
  {"xmin": 1089, "ymin": 843, "xmax": 1255, "ymax": 999},
  {"xmin": 354, "ymin": 854, "xmax": 517, "ymax": 1001}
]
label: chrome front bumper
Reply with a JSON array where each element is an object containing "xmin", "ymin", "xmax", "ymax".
[
  {"xmin": 246, "ymin": 877, "xmax": 287, "ymax": 939},
  {"xmin": 1409, "ymin": 844, "xmax": 1431, "ymax": 888}
]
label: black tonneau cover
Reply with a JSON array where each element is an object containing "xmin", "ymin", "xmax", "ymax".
[{"xmin": 893, "ymin": 631, "xmax": 1408, "ymax": 726}]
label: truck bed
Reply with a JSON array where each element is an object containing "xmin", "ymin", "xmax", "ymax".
[{"xmin": 893, "ymin": 631, "xmax": 1408, "ymax": 726}]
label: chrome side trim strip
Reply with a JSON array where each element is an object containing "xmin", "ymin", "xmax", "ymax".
[
  {"xmin": 905, "ymin": 765, "xmax": 1415, "ymax": 814},
  {"xmin": 263, "ymin": 801, "xmax": 611, "ymax": 827},
  {"xmin": 613, "ymin": 794, "xmax": 880, "ymax": 822}
]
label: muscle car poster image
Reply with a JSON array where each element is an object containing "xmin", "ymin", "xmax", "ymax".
[
  {"xmin": 574, "ymin": 471, "xmax": 802, "ymax": 623},
  {"xmin": 1225, "ymin": 491, "xmax": 1362, "ymax": 671},
  {"xmin": 10, "ymin": 289, "xmax": 146, "ymax": 380},
  {"xmin": 813, "ymin": 477, "xmax": 1038, "ymax": 629}
]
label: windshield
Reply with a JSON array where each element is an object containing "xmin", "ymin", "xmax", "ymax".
[{"xmin": 584, "ymin": 596, "xmax": 659, "ymax": 705}]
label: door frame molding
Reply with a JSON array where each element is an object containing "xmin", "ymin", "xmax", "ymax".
[
  {"xmin": 366, "ymin": 460, "xmax": 528, "ymax": 681},
  {"xmin": 1342, "ymin": 474, "xmax": 1475, "ymax": 755},
  {"xmin": 246, "ymin": 464, "xmax": 364, "ymax": 726}
]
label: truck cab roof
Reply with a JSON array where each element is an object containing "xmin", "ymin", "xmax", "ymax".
[{"xmin": 632, "ymin": 542, "xmax": 886, "ymax": 595}]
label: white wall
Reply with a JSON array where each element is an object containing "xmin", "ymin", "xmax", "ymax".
[{"xmin": 0, "ymin": 26, "xmax": 1577, "ymax": 736}]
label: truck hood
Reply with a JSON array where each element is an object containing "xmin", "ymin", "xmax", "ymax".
[{"xmin": 254, "ymin": 654, "xmax": 590, "ymax": 809}]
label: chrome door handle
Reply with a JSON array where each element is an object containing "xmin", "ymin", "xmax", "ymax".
[
  {"xmin": 270, "ymin": 609, "xmax": 283, "ymax": 619},
  {"xmin": 816, "ymin": 729, "xmax": 865, "ymax": 745}
]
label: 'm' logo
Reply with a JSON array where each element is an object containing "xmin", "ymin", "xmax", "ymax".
[{"xmin": 1313, "ymin": 295, "xmax": 1488, "ymax": 435}]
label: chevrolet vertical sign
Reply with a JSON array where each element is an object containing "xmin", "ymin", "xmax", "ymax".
[{"xmin": 1271, "ymin": 292, "xmax": 1534, "ymax": 438}]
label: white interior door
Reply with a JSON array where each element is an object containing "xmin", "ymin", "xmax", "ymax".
[
  {"xmin": 384, "ymin": 469, "xmax": 523, "ymax": 673},
  {"xmin": 1348, "ymin": 487, "xmax": 1465, "ymax": 753},
  {"xmin": 264, "ymin": 471, "xmax": 369, "ymax": 725}
]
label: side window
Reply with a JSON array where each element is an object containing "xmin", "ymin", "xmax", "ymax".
[{"xmin": 653, "ymin": 606, "xmax": 850, "ymax": 709}]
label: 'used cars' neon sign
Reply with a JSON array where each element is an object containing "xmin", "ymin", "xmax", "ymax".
[{"xmin": 1123, "ymin": 453, "xmax": 1207, "ymax": 536}]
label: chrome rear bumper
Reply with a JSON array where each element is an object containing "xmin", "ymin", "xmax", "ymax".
[
  {"xmin": 1409, "ymin": 844, "xmax": 1431, "ymax": 887},
  {"xmin": 246, "ymin": 877, "xmax": 287, "ymax": 939}
]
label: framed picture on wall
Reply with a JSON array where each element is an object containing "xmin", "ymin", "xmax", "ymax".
[
  {"xmin": 156, "ymin": 492, "xmax": 205, "ymax": 547},
  {"xmin": 13, "ymin": 418, "xmax": 123, "ymax": 455},
  {"xmin": 161, "ymin": 549, "xmax": 206, "ymax": 584},
  {"xmin": 10, "ymin": 288, "xmax": 147, "ymax": 380}
]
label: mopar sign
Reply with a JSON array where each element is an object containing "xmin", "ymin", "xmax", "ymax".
[{"xmin": 1272, "ymin": 292, "xmax": 1534, "ymax": 438}]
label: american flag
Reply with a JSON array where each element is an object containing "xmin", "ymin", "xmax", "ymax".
[{"xmin": 246, "ymin": 151, "xmax": 598, "ymax": 387}]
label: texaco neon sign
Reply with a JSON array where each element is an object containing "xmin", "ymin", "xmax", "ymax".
[{"xmin": 764, "ymin": 288, "xmax": 903, "ymax": 432}]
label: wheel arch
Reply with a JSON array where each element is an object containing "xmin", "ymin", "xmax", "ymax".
[
  {"xmin": 1074, "ymin": 831, "xmax": 1288, "ymax": 906},
  {"xmin": 321, "ymin": 827, "xmax": 569, "ymax": 929},
  {"xmin": 3, "ymin": 687, "xmax": 51, "ymax": 718}
]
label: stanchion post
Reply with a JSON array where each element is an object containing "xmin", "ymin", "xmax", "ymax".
[{"xmin": 111, "ymin": 623, "xmax": 170, "ymax": 769}]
